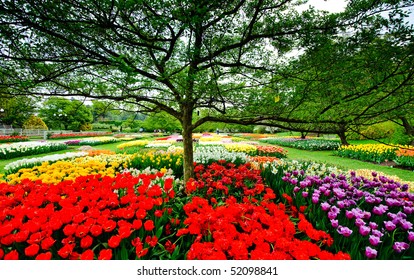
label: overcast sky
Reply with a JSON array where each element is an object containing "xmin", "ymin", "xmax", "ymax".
[{"xmin": 303, "ymin": 0, "xmax": 414, "ymax": 24}]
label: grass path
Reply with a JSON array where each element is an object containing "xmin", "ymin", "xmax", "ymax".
[{"xmin": 284, "ymin": 147, "xmax": 414, "ymax": 182}]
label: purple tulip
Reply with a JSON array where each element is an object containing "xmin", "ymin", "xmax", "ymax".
[
  {"xmin": 362, "ymin": 211, "xmax": 371, "ymax": 220},
  {"xmin": 373, "ymin": 205, "xmax": 388, "ymax": 216},
  {"xmin": 337, "ymin": 226, "xmax": 353, "ymax": 237},
  {"xmin": 293, "ymin": 186, "xmax": 300, "ymax": 193},
  {"xmin": 359, "ymin": 225, "xmax": 370, "ymax": 236},
  {"xmin": 393, "ymin": 242, "xmax": 409, "ymax": 253},
  {"xmin": 408, "ymin": 232, "xmax": 414, "ymax": 242},
  {"xmin": 311, "ymin": 196, "xmax": 319, "ymax": 204},
  {"xmin": 333, "ymin": 188, "xmax": 346, "ymax": 199},
  {"xmin": 290, "ymin": 178, "xmax": 298, "ymax": 185},
  {"xmin": 365, "ymin": 247, "xmax": 378, "ymax": 259},
  {"xmin": 384, "ymin": 221, "xmax": 397, "ymax": 231},
  {"xmin": 372, "ymin": 229, "xmax": 384, "ymax": 238},
  {"xmin": 403, "ymin": 206, "xmax": 414, "ymax": 215},
  {"xmin": 337, "ymin": 200, "xmax": 345, "ymax": 209},
  {"xmin": 292, "ymin": 170, "xmax": 299, "ymax": 176},
  {"xmin": 355, "ymin": 218, "xmax": 365, "ymax": 228},
  {"xmin": 369, "ymin": 235, "xmax": 381, "ymax": 246},
  {"xmin": 369, "ymin": 222, "xmax": 378, "ymax": 229},
  {"xmin": 345, "ymin": 210, "xmax": 354, "ymax": 219},
  {"xmin": 400, "ymin": 220, "xmax": 413, "ymax": 231},
  {"xmin": 321, "ymin": 202, "xmax": 330, "ymax": 211},
  {"xmin": 364, "ymin": 196, "xmax": 376, "ymax": 204},
  {"xmin": 330, "ymin": 206, "xmax": 340, "ymax": 214},
  {"xmin": 330, "ymin": 219, "xmax": 339, "ymax": 228},
  {"xmin": 302, "ymin": 191, "xmax": 308, "ymax": 198},
  {"xmin": 328, "ymin": 211, "xmax": 338, "ymax": 220}
]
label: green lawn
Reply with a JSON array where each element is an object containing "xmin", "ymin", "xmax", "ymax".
[{"xmin": 284, "ymin": 147, "xmax": 414, "ymax": 182}]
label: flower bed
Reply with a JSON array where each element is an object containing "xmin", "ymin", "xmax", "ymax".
[
  {"xmin": 179, "ymin": 161, "xmax": 350, "ymax": 260},
  {"xmin": 117, "ymin": 140, "xmax": 150, "ymax": 150},
  {"xmin": 335, "ymin": 144, "xmax": 398, "ymax": 164},
  {"xmin": 4, "ymin": 151, "xmax": 88, "ymax": 175},
  {"xmin": 256, "ymin": 145, "xmax": 287, "ymax": 158},
  {"xmin": 128, "ymin": 151, "xmax": 183, "ymax": 178},
  {"xmin": 223, "ymin": 143, "xmax": 257, "ymax": 155},
  {"xmin": 5, "ymin": 154, "xmax": 133, "ymax": 185},
  {"xmin": 262, "ymin": 164, "xmax": 414, "ymax": 259},
  {"xmin": 0, "ymin": 172, "xmax": 183, "ymax": 260},
  {"xmin": 193, "ymin": 145, "xmax": 249, "ymax": 165},
  {"xmin": 0, "ymin": 135, "xmax": 29, "ymax": 143},
  {"xmin": 394, "ymin": 148, "xmax": 414, "ymax": 168},
  {"xmin": 261, "ymin": 138, "xmax": 340, "ymax": 151},
  {"xmin": 0, "ymin": 142, "xmax": 68, "ymax": 160},
  {"xmin": 49, "ymin": 132, "xmax": 111, "ymax": 139},
  {"xmin": 64, "ymin": 137, "xmax": 120, "ymax": 146}
]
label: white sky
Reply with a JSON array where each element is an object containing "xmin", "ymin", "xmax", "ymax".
[
  {"xmin": 300, "ymin": 0, "xmax": 348, "ymax": 13},
  {"xmin": 302, "ymin": 0, "xmax": 414, "ymax": 24}
]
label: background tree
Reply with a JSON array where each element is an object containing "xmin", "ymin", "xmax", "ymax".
[
  {"xmin": 0, "ymin": 94, "xmax": 37, "ymax": 127},
  {"xmin": 39, "ymin": 97, "xmax": 93, "ymax": 131},
  {"xmin": 1, "ymin": 0, "xmax": 413, "ymax": 181},
  {"xmin": 22, "ymin": 115, "xmax": 48, "ymax": 130},
  {"xmin": 91, "ymin": 100, "xmax": 116, "ymax": 122}
]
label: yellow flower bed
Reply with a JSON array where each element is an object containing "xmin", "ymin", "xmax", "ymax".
[
  {"xmin": 338, "ymin": 144, "xmax": 397, "ymax": 154},
  {"xmin": 6, "ymin": 154, "xmax": 133, "ymax": 185},
  {"xmin": 199, "ymin": 136, "xmax": 223, "ymax": 142},
  {"xmin": 117, "ymin": 140, "xmax": 150, "ymax": 149},
  {"xmin": 224, "ymin": 143, "xmax": 257, "ymax": 155}
]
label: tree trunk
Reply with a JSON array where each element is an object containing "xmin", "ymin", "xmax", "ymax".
[
  {"xmin": 182, "ymin": 107, "xmax": 194, "ymax": 184},
  {"xmin": 401, "ymin": 117, "xmax": 414, "ymax": 136},
  {"xmin": 338, "ymin": 131, "xmax": 349, "ymax": 145}
]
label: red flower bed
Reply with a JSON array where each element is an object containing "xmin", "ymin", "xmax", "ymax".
[
  {"xmin": 179, "ymin": 162, "xmax": 350, "ymax": 260},
  {"xmin": 0, "ymin": 172, "xmax": 179, "ymax": 260},
  {"xmin": 0, "ymin": 135, "xmax": 29, "ymax": 143},
  {"xmin": 178, "ymin": 197, "xmax": 348, "ymax": 260},
  {"xmin": 187, "ymin": 161, "xmax": 275, "ymax": 203}
]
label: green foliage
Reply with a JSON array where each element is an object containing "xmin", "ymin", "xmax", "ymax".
[
  {"xmin": 359, "ymin": 122, "xmax": 397, "ymax": 140},
  {"xmin": 79, "ymin": 123, "xmax": 92, "ymax": 131},
  {"xmin": 0, "ymin": 94, "xmax": 37, "ymax": 127},
  {"xmin": 141, "ymin": 112, "xmax": 182, "ymax": 133},
  {"xmin": 39, "ymin": 97, "xmax": 93, "ymax": 131},
  {"xmin": 394, "ymin": 156, "xmax": 414, "ymax": 169},
  {"xmin": 390, "ymin": 126, "xmax": 414, "ymax": 145},
  {"xmin": 22, "ymin": 115, "xmax": 48, "ymax": 130}
]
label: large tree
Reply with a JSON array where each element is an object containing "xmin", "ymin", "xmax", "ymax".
[{"xmin": 1, "ymin": 0, "xmax": 413, "ymax": 181}]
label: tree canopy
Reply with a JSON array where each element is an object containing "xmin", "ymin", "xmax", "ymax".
[
  {"xmin": 39, "ymin": 97, "xmax": 93, "ymax": 130},
  {"xmin": 1, "ymin": 0, "xmax": 413, "ymax": 181}
]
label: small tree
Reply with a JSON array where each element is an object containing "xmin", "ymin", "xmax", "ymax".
[{"xmin": 22, "ymin": 115, "xmax": 48, "ymax": 130}]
